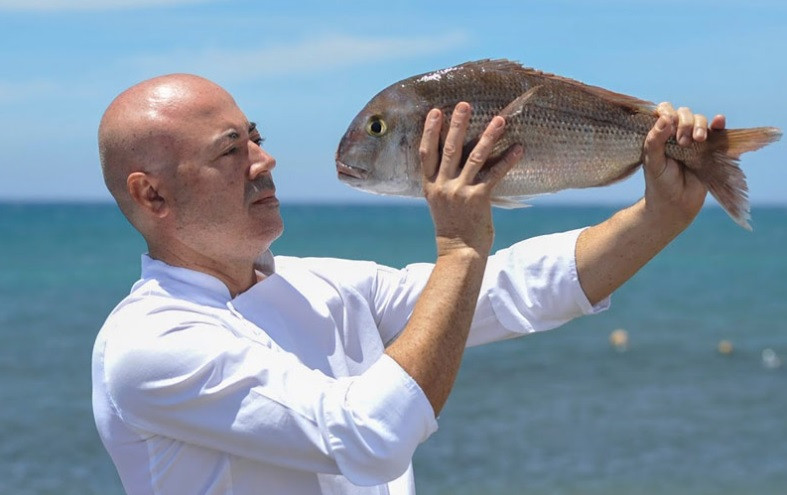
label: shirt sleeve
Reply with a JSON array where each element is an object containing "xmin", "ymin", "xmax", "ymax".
[
  {"xmin": 101, "ymin": 309, "xmax": 437, "ymax": 487},
  {"xmin": 372, "ymin": 228, "xmax": 609, "ymax": 347},
  {"xmin": 467, "ymin": 227, "xmax": 610, "ymax": 346}
]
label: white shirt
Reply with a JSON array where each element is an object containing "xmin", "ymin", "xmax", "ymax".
[{"xmin": 92, "ymin": 228, "xmax": 608, "ymax": 495}]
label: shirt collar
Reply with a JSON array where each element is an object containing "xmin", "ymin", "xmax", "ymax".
[{"xmin": 137, "ymin": 250, "xmax": 277, "ymax": 307}]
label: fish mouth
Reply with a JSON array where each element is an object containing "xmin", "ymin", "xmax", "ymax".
[{"xmin": 336, "ymin": 161, "xmax": 368, "ymax": 182}]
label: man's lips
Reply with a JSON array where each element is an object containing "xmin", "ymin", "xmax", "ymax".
[{"xmin": 251, "ymin": 190, "xmax": 278, "ymax": 206}]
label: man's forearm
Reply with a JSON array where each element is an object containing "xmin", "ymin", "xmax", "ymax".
[
  {"xmin": 385, "ymin": 249, "xmax": 487, "ymax": 416},
  {"xmin": 575, "ymin": 198, "xmax": 689, "ymax": 306}
]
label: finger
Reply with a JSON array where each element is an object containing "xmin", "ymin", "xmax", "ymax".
[
  {"xmin": 477, "ymin": 144, "xmax": 523, "ymax": 191},
  {"xmin": 656, "ymin": 102, "xmax": 678, "ymax": 129},
  {"xmin": 676, "ymin": 106, "xmax": 694, "ymax": 146},
  {"xmin": 710, "ymin": 114, "xmax": 726, "ymax": 130},
  {"xmin": 460, "ymin": 116, "xmax": 506, "ymax": 182},
  {"xmin": 643, "ymin": 115, "xmax": 672, "ymax": 178},
  {"xmin": 419, "ymin": 108, "xmax": 443, "ymax": 180},
  {"xmin": 440, "ymin": 102, "xmax": 472, "ymax": 178},
  {"xmin": 692, "ymin": 114, "xmax": 708, "ymax": 142}
]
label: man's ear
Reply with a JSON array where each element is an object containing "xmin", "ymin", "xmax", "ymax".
[{"xmin": 127, "ymin": 172, "xmax": 168, "ymax": 218}]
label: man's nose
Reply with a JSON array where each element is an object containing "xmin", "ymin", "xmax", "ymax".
[{"xmin": 249, "ymin": 142, "xmax": 276, "ymax": 178}]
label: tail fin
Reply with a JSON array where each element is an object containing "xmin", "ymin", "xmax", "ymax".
[{"xmin": 691, "ymin": 127, "xmax": 781, "ymax": 230}]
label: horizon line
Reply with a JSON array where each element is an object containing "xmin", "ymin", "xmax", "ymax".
[{"xmin": 1, "ymin": 199, "xmax": 786, "ymax": 209}]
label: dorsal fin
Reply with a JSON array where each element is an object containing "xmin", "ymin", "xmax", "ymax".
[{"xmin": 456, "ymin": 59, "xmax": 656, "ymax": 115}]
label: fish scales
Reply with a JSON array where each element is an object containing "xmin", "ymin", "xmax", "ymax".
[
  {"xmin": 493, "ymin": 84, "xmax": 655, "ymax": 195},
  {"xmin": 335, "ymin": 59, "xmax": 781, "ymax": 229},
  {"xmin": 412, "ymin": 61, "xmax": 655, "ymax": 194}
]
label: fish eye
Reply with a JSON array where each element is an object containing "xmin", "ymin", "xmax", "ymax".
[{"xmin": 366, "ymin": 116, "xmax": 387, "ymax": 137}]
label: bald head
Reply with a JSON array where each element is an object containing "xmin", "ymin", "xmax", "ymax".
[
  {"xmin": 98, "ymin": 74, "xmax": 235, "ymax": 224},
  {"xmin": 98, "ymin": 74, "xmax": 282, "ymax": 283}
]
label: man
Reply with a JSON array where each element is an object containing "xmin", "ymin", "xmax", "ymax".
[{"xmin": 92, "ymin": 73, "xmax": 722, "ymax": 494}]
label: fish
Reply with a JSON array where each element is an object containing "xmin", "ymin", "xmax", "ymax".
[{"xmin": 335, "ymin": 59, "xmax": 782, "ymax": 230}]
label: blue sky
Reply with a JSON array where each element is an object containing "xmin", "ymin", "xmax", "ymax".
[{"xmin": 1, "ymin": 0, "xmax": 784, "ymax": 206}]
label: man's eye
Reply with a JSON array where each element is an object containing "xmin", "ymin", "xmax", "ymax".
[{"xmin": 223, "ymin": 147, "xmax": 239, "ymax": 156}]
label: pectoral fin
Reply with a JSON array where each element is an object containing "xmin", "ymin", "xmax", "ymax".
[{"xmin": 498, "ymin": 85, "xmax": 547, "ymax": 119}]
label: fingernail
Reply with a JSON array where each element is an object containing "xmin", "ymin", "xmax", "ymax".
[
  {"xmin": 455, "ymin": 102, "xmax": 469, "ymax": 115},
  {"xmin": 693, "ymin": 127, "xmax": 706, "ymax": 140},
  {"xmin": 679, "ymin": 135, "xmax": 691, "ymax": 146},
  {"xmin": 428, "ymin": 109, "xmax": 440, "ymax": 121},
  {"xmin": 492, "ymin": 116, "xmax": 504, "ymax": 128},
  {"xmin": 513, "ymin": 145, "xmax": 524, "ymax": 157}
]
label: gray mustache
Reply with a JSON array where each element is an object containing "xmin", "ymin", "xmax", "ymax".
[{"xmin": 247, "ymin": 175, "xmax": 275, "ymax": 195}]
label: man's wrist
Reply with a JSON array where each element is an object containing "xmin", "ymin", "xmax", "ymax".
[
  {"xmin": 435, "ymin": 237, "xmax": 490, "ymax": 261},
  {"xmin": 640, "ymin": 195, "xmax": 698, "ymax": 238}
]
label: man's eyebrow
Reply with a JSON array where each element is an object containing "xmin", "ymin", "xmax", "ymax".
[{"xmin": 213, "ymin": 122, "xmax": 258, "ymax": 149}]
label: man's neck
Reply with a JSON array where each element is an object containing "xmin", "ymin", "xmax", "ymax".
[{"xmin": 148, "ymin": 241, "xmax": 263, "ymax": 298}]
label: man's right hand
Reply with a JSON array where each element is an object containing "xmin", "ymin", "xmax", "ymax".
[
  {"xmin": 418, "ymin": 102, "xmax": 522, "ymax": 258},
  {"xmin": 384, "ymin": 103, "xmax": 521, "ymax": 416}
]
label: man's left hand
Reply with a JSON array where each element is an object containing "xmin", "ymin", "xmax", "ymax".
[{"xmin": 642, "ymin": 102, "xmax": 726, "ymax": 230}]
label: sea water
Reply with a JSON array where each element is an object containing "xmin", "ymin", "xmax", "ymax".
[{"xmin": 1, "ymin": 203, "xmax": 785, "ymax": 494}]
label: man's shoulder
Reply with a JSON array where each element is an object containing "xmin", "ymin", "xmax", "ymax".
[
  {"xmin": 98, "ymin": 278, "xmax": 230, "ymax": 343},
  {"xmin": 93, "ymin": 279, "xmax": 235, "ymax": 381}
]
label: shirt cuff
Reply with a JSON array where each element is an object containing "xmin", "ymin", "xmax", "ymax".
[
  {"xmin": 567, "ymin": 228, "xmax": 611, "ymax": 316},
  {"xmin": 318, "ymin": 354, "xmax": 438, "ymax": 485},
  {"xmin": 347, "ymin": 354, "xmax": 438, "ymax": 435},
  {"xmin": 487, "ymin": 227, "xmax": 610, "ymax": 335}
]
